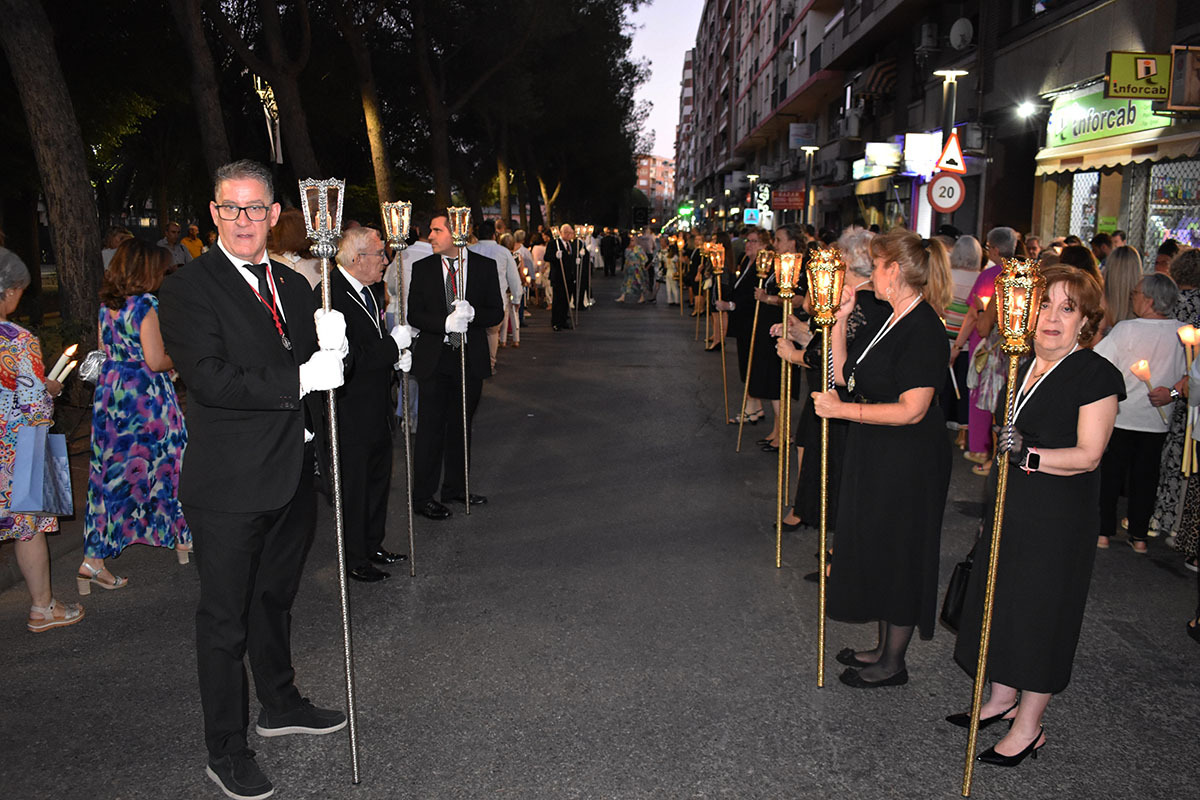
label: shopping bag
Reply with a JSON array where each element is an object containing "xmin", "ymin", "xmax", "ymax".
[{"xmin": 8, "ymin": 426, "xmax": 73, "ymax": 517}]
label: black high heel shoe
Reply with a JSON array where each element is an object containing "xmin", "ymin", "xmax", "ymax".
[
  {"xmin": 977, "ymin": 727, "xmax": 1045, "ymax": 767},
  {"xmin": 945, "ymin": 702, "xmax": 1018, "ymax": 730}
]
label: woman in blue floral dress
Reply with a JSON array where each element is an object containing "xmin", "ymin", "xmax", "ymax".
[
  {"xmin": 80, "ymin": 239, "xmax": 189, "ymax": 594},
  {"xmin": 616, "ymin": 239, "xmax": 648, "ymax": 303}
]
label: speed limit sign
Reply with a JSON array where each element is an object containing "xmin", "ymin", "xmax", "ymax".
[{"xmin": 928, "ymin": 171, "xmax": 966, "ymax": 214}]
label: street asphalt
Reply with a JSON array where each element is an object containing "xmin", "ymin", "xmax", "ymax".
[{"xmin": 1, "ymin": 272, "xmax": 1197, "ymax": 800}]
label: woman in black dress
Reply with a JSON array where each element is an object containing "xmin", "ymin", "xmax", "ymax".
[
  {"xmin": 811, "ymin": 228, "xmax": 953, "ymax": 688},
  {"xmin": 752, "ymin": 225, "xmax": 802, "ymax": 451},
  {"xmin": 718, "ymin": 229, "xmax": 769, "ymax": 424},
  {"xmin": 951, "ymin": 267, "xmax": 1122, "ymax": 766}
]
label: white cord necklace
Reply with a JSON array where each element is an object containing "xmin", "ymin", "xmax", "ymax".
[
  {"xmin": 847, "ymin": 293, "xmax": 922, "ymax": 394},
  {"xmin": 1011, "ymin": 344, "xmax": 1079, "ymax": 424}
]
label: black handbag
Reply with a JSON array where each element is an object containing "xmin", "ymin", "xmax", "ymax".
[{"xmin": 940, "ymin": 543, "xmax": 975, "ymax": 631}]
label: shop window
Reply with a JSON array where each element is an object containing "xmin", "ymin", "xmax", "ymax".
[
  {"xmin": 1146, "ymin": 160, "xmax": 1200, "ymax": 250},
  {"xmin": 1070, "ymin": 172, "xmax": 1099, "ymax": 242}
]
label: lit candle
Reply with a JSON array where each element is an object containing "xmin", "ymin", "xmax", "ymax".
[
  {"xmin": 1130, "ymin": 360, "xmax": 1170, "ymax": 424},
  {"xmin": 57, "ymin": 360, "xmax": 78, "ymax": 382},
  {"xmin": 48, "ymin": 343, "xmax": 78, "ymax": 381}
]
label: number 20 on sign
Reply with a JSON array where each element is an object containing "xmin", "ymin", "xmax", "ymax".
[{"xmin": 928, "ymin": 171, "xmax": 966, "ymax": 214}]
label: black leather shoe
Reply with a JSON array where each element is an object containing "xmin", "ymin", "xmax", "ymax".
[
  {"xmin": 417, "ymin": 500, "xmax": 452, "ymax": 520},
  {"xmin": 369, "ymin": 549, "xmax": 408, "ymax": 565},
  {"xmin": 946, "ymin": 702, "xmax": 1018, "ymax": 730},
  {"xmin": 444, "ymin": 493, "xmax": 488, "ymax": 506},
  {"xmin": 977, "ymin": 727, "xmax": 1045, "ymax": 766},
  {"xmin": 348, "ymin": 564, "xmax": 390, "ymax": 582},
  {"xmin": 835, "ymin": 647, "xmax": 877, "ymax": 668},
  {"xmin": 206, "ymin": 750, "xmax": 273, "ymax": 800},
  {"xmin": 256, "ymin": 699, "xmax": 347, "ymax": 737},
  {"xmin": 838, "ymin": 667, "xmax": 909, "ymax": 688}
]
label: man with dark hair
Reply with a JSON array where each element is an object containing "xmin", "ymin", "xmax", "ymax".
[
  {"xmin": 1113, "ymin": 229, "xmax": 1127, "ymax": 248},
  {"xmin": 1156, "ymin": 238, "xmax": 1182, "ymax": 274},
  {"xmin": 158, "ymin": 219, "xmax": 194, "ymax": 268},
  {"xmin": 407, "ymin": 210, "xmax": 504, "ymax": 520},
  {"xmin": 1090, "ymin": 232, "xmax": 1113, "ymax": 270},
  {"xmin": 159, "ymin": 158, "xmax": 349, "ymax": 800}
]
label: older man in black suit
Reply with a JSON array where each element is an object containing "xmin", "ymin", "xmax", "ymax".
[
  {"xmin": 408, "ymin": 210, "xmax": 504, "ymax": 520},
  {"xmin": 328, "ymin": 226, "xmax": 414, "ymax": 582},
  {"xmin": 159, "ymin": 159, "xmax": 349, "ymax": 800}
]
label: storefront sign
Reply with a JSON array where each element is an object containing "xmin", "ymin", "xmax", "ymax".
[
  {"xmin": 1046, "ymin": 86, "xmax": 1169, "ymax": 146},
  {"xmin": 1169, "ymin": 45, "xmax": 1200, "ymax": 111},
  {"xmin": 902, "ymin": 133, "xmax": 942, "ymax": 177},
  {"xmin": 852, "ymin": 142, "xmax": 901, "ymax": 181},
  {"xmin": 1105, "ymin": 52, "xmax": 1170, "ymax": 100},
  {"xmin": 772, "ymin": 190, "xmax": 806, "ymax": 210},
  {"xmin": 789, "ymin": 123, "xmax": 817, "ymax": 149}
]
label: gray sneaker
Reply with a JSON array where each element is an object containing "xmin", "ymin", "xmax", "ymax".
[
  {"xmin": 255, "ymin": 698, "xmax": 347, "ymax": 737},
  {"xmin": 206, "ymin": 750, "xmax": 274, "ymax": 800}
]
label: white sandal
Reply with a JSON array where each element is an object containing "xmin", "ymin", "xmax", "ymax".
[
  {"xmin": 27, "ymin": 598, "xmax": 85, "ymax": 633},
  {"xmin": 77, "ymin": 562, "xmax": 128, "ymax": 595}
]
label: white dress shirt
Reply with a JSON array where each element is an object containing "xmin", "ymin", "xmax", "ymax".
[{"xmin": 1095, "ymin": 317, "xmax": 1185, "ymax": 433}]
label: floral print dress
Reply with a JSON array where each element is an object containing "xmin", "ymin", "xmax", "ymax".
[
  {"xmin": 0, "ymin": 322, "xmax": 58, "ymax": 542},
  {"xmin": 621, "ymin": 245, "xmax": 648, "ymax": 299},
  {"xmin": 84, "ymin": 294, "xmax": 189, "ymax": 558}
]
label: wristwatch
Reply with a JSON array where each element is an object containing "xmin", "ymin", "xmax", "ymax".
[
  {"xmin": 1022, "ymin": 447, "xmax": 1040, "ymax": 474},
  {"xmin": 1170, "ymin": 387, "xmax": 1182, "ymax": 400}
]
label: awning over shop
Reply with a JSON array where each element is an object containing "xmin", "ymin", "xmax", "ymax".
[
  {"xmin": 858, "ymin": 58, "xmax": 898, "ymax": 98},
  {"xmin": 856, "ymin": 175, "xmax": 895, "ymax": 195},
  {"xmin": 1035, "ymin": 124, "xmax": 1200, "ymax": 175}
]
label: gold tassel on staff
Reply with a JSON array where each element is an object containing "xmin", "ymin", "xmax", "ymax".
[
  {"xmin": 447, "ymin": 207, "xmax": 473, "ymax": 516},
  {"xmin": 299, "ymin": 178, "xmax": 361, "ymax": 784},
  {"xmin": 737, "ymin": 251, "xmax": 775, "ymax": 452},
  {"xmin": 381, "ymin": 200, "xmax": 417, "ymax": 576},
  {"xmin": 806, "ymin": 247, "xmax": 846, "ymax": 687},
  {"xmin": 775, "ymin": 252, "xmax": 802, "ymax": 568},
  {"xmin": 962, "ymin": 258, "xmax": 1044, "ymax": 797},
  {"xmin": 709, "ymin": 244, "xmax": 731, "ymax": 422}
]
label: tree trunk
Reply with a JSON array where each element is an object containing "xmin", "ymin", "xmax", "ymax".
[
  {"xmin": 167, "ymin": 0, "xmax": 230, "ymax": 177},
  {"xmin": 515, "ymin": 169, "xmax": 527, "ymax": 232},
  {"xmin": 0, "ymin": 0, "xmax": 102, "ymax": 327},
  {"xmin": 334, "ymin": 5, "xmax": 394, "ymax": 207},
  {"xmin": 496, "ymin": 123, "xmax": 510, "ymax": 227},
  {"xmin": 537, "ymin": 174, "xmax": 561, "ymax": 229}
]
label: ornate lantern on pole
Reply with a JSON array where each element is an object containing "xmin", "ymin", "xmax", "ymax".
[
  {"xmin": 736, "ymin": 250, "xmax": 777, "ymax": 452},
  {"xmin": 709, "ymin": 243, "xmax": 730, "ymax": 423},
  {"xmin": 445, "ymin": 206, "xmax": 473, "ymax": 514},
  {"xmin": 380, "ymin": 200, "xmax": 416, "ymax": 575},
  {"xmin": 805, "ymin": 246, "xmax": 847, "ymax": 688},
  {"xmin": 297, "ymin": 177, "xmax": 360, "ymax": 783},
  {"xmin": 774, "ymin": 252, "xmax": 803, "ymax": 569},
  {"xmin": 962, "ymin": 257, "xmax": 1044, "ymax": 796}
]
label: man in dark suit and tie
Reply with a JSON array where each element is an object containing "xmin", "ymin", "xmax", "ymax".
[
  {"xmin": 328, "ymin": 225, "xmax": 414, "ymax": 582},
  {"xmin": 159, "ymin": 159, "xmax": 349, "ymax": 800},
  {"xmin": 408, "ymin": 210, "xmax": 504, "ymax": 520}
]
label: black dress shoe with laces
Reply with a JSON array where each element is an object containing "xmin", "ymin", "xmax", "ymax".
[
  {"xmin": 444, "ymin": 493, "xmax": 488, "ymax": 506},
  {"xmin": 348, "ymin": 564, "xmax": 390, "ymax": 582},
  {"xmin": 255, "ymin": 699, "xmax": 347, "ymax": 737},
  {"xmin": 206, "ymin": 749, "xmax": 274, "ymax": 800},
  {"xmin": 416, "ymin": 499, "xmax": 452, "ymax": 520},
  {"xmin": 369, "ymin": 549, "xmax": 408, "ymax": 565}
]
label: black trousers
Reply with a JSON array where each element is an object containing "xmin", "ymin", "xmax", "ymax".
[
  {"xmin": 1100, "ymin": 427, "xmax": 1167, "ymax": 542},
  {"xmin": 186, "ymin": 444, "xmax": 316, "ymax": 759},
  {"xmin": 413, "ymin": 345, "xmax": 482, "ymax": 503},
  {"xmin": 550, "ymin": 268, "xmax": 573, "ymax": 328},
  {"xmin": 340, "ymin": 429, "xmax": 392, "ymax": 569}
]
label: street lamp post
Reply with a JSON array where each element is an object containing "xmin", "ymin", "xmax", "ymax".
[
  {"xmin": 801, "ymin": 146, "xmax": 820, "ymax": 228},
  {"xmin": 933, "ymin": 69, "xmax": 969, "ymax": 229}
]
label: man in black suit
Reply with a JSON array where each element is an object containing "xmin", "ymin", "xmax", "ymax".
[
  {"xmin": 328, "ymin": 226, "xmax": 414, "ymax": 582},
  {"xmin": 543, "ymin": 226, "xmax": 579, "ymax": 331},
  {"xmin": 159, "ymin": 159, "xmax": 349, "ymax": 800},
  {"xmin": 408, "ymin": 210, "xmax": 504, "ymax": 520}
]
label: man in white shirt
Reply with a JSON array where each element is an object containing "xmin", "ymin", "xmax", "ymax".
[
  {"xmin": 469, "ymin": 220, "xmax": 521, "ymax": 370},
  {"xmin": 158, "ymin": 220, "xmax": 194, "ymax": 269}
]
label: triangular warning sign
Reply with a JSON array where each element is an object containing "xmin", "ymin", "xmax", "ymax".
[{"xmin": 936, "ymin": 130, "xmax": 967, "ymax": 174}]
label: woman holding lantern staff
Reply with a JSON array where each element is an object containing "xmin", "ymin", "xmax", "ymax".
[
  {"xmin": 719, "ymin": 229, "xmax": 769, "ymax": 424},
  {"xmin": 752, "ymin": 226, "xmax": 802, "ymax": 452},
  {"xmin": 951, "ymin": 266, "xmax": 1123, "ymax": 766},
  {"xmin": 809, "ymin": 229, "xmax": 952, "ymax": 688},
  {"xmin": 1093, "ymin": 273, "xmax": 1184, "ymax": 552}
]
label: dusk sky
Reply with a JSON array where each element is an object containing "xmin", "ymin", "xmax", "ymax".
[{"xmin": 627, "ymin": 0, "xmax": 703, "ymax": 160}]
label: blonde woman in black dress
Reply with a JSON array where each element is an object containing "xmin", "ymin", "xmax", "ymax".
[
  {"xmin": 951, "ymin": 267, "xmax": 1123, "ymax": 766},
  {"xmin": 811, "ymin": 228, "xmax": 953, "ymax": 687}
]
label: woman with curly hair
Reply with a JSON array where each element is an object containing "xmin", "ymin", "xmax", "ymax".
[{"xmin": 79, "ymin": 238, "xmax": 190, "ymax": 594}]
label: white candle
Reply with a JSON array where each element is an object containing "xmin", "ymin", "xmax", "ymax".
[
  {"xmin": 57, "ymin": 360, "xmax": 78, "ymax": 381},
  {"xmin": 48, "ymin": 343, "xmax": 78, "ymax": 381}
]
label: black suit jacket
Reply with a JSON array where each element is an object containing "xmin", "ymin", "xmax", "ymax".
[
  {"xmin": 159, "ymin": 247, "xmax": 322, "ymax": 513},
  {"xmin": 408, "ymin": 250, "xmax": 504, "ymax": 382},
  {"xmin": 321, "ymin": 268, "xmax": 399, "ymax": 436}
]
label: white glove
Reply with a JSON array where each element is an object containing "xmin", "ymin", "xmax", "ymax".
[
  {"xmin": 395, "ymin": 351, "xmax": 412, "ymax": 373},
  {"xmin": 299, "ymin": 350, "xmax": 344, "ymax": 396},
  {"xmin": 389, "ymin": 323, "xmax": 413, "ymax": 350},
  {"xmin": 314, "ymin": 309, "xmax": 347, "ymax": 353},
  {"xmin": 445, "ymin": 309, "xmax": 469, "ymax": 334},
  {"xmin": 452, "ymin": 299, "xmax": 476, "ymax": 322}
]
